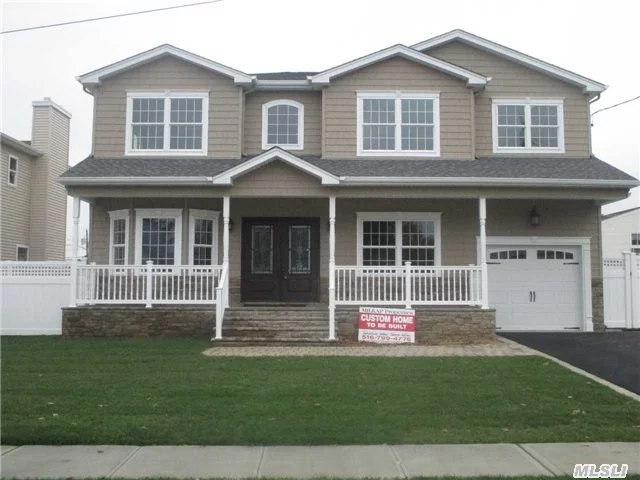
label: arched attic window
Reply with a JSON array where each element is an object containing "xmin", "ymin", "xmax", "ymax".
[{"xmin": 261, "ymin": 99, "xmax": 304, "ymax": 150}]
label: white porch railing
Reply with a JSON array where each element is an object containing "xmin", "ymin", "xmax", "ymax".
[
  {"xmin": 334, "ymin": 263, "xmax": 483, "ymax": 307},
  {"xmin": 73, "ymin": 262, "xmax": 224, "ymax": 307}
]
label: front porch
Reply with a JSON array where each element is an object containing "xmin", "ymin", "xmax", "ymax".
[{"xmin": 65, "ymin": 194, "xmax": 494, "ymax": 343}]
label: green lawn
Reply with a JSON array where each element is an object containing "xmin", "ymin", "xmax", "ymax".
[{"xmin": 2, "ymin": 337, "xmax": 639, "ymax": 445}]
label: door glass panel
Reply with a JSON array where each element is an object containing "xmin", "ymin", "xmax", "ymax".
[
  {"xmin": 289, "ymin": 225, "xmax": 311, "ymax": 274},
  {"xmin": 251, "ymin": 225, "xmax": 273, "ymax": 274}
]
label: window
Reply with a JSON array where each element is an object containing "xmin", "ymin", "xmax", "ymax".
[
  {"xmin": 7, "ymin": 156, "xmax": 18, "ymax": 186},
  {"xmin": 632, "ymin": 233, "xmax": 640, "ymax": 253},
  {"xmin": 262, "ymin": 100, "xmax": 304, "ymax": 150},
  {"xmin": 357, "ymin": 92, "xmax": 440, "ymax": 157},
  {"xmin": 536, "ymin": 250, "xmax": 574, "ymax": 260},
  {"xmin": 134, "ymin": 209, "xmax": 183, "ymax": 265},
  {"xmin": 188, "ymin": 209, "xmax": 219, "ymax": 265},
  {"xmin": 108, "ymin": 210, "xmax": 130, "ymax": 265},
  {"xmin": 492, "ymin": 98, "xmax": 564, "ymax": 153},
  {"xmin": 357, "ymin": 213, "xmax": 441, "ymax": 267},
  {"xmin": 126, "ymin": 92, "xmax": 209, "ymax": 155},
  {"xmin": 16, "ymin": 245, "xmax": 29, "ymax": 261},
  {"xmin": 489, "ymin": 249, "xmax": 527, "ymax": 260},
  {"xmin": 251, "ymin": 225, "xmax": 273, "ymax": 274}
]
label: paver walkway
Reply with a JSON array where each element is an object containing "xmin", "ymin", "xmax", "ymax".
[
  {"xmin": 2, "ymin": 443, "xmax": 638, "ymax": 478},
  {"xmin": 203, "ymin": 337, "xmax": 537, "ymax": 357}
]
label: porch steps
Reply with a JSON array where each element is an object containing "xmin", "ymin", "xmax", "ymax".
[{"xmin": 214, "ymin": 306, "xmax": 334, "ymax": 346}]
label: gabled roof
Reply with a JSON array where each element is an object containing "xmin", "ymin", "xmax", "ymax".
[
  {"xmin": 77, "ymin": 44, "xmax": 254, "ymax": 86},
  {"xmin": 0, "ymin": 132, "xmax": 43, "ymax": 157},
  {"xmin": 412, "ymin": 29, "xmax": 606, "ymax": 94},
  {"xmin": 309, "ymin": 44, "xmax": 487, "ymax": 88},
  {"xmin": 211, "ymin": 147, "xmax": 340, "ymax": 185},
  {"xmin": 602, "ymin": 206, "xmax": 640, "ymax": 221}
]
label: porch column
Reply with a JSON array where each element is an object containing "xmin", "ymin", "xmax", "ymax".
[
  {"xmin": 222, "ymin": 195, "xmax": 230, "ymax": 307},
  {"xmin": 71, "ymin": 197, "xmax": 81, "ymax": 259},
  {"xmin": 328, "ymin": 196, "xmax": 336, "ymax": 340},
  {"xmin": 479, "ymin": 197, "xmax": 489, "ymax": 309}
]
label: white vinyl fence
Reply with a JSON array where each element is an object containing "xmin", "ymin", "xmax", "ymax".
[
  {"xmin": 0, "ymin": 262, "xmax": 72, "ymax": 335},
  {"xmin": 603, "ymin": 253, "xmax": 640, "ymax": 329}
]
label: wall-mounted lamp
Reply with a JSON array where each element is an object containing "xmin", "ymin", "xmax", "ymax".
[
  {"xmin": 228, "ymin": 218, "xmax": 234, "ymax": 232},
  {"xmin": 529, "ymin": 207, "xmax": 541, "ymax": 227}
]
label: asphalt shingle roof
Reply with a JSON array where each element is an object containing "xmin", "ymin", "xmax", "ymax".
[{"xmin": 61, "ymin": 154, "xmax": 637, "ymax": 184}]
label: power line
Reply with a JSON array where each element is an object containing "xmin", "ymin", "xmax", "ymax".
[
  {"xmin": 0, "ymin": 0, "xmax": 223, "ymax": 35},
  {"xmin": 592, "ymin": 95, "xmax": 640, "ymax": 118}
]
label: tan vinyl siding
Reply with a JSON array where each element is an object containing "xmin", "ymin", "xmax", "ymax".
[
  {"xmin": 29, "ymin": 105, "xmax": 70, "ymax": 261},
  {"xmin": 425, "ymin": 41, "xmax": 591, "ymax": 157},
  {"xmin": 92, "ymin": 56, "xmax": 241, "ymax": 159},
  {"xmin": 323, "ymin": 56, "xmax": 473, "ymax": 159},
  {"xmin": 229, "ymin": 161, "xmax": 328, "ymax": 197},
  {"xmin": 0, "ymin": 144, "xmax": 34, "ymax": 260},
  {"xmin": 243, "ymin": 91, "xmax": 322, "ymax": 155}
]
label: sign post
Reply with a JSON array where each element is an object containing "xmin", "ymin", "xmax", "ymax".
[{"xmin": 358, "ymin": 306, "xmax": 416, "ymax": 344}]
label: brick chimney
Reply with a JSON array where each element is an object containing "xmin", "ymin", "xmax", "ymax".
[{"xmin": 29, "ymin": 98, "xmax": 71, "ymax": 260}]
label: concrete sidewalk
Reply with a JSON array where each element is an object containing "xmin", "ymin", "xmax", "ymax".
[{"xmin": 2, "ymin": 443, "xmax": 639, "ymax": 478}]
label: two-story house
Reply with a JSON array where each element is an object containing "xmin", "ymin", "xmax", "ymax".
[
  {"xmin": 60, "ymin": 30, "xmax": 638, "ymax": 342},
  {"xmin": 1, "ymin": 99, "xmax": 71, "ymax": 261}
]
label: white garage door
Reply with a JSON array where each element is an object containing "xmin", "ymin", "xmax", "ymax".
[{"xmin": 488, "ymin": 245, "xmax": 582, "ymax": 331}]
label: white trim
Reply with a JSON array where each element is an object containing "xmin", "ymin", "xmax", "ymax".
[
  {"xmin": 108, "ymin": 209, "xmax": 130, "ymax": 265},
  {"xmin": 7, "ymin": 155, "xmax": 18, "ymax": 187},
  {"xmin": 211, "ymin": 147, "xmax": 340, "ymax": 185},
  {"xmin": 411, "ymin": 29, "xmax": 606, "ymax": 94},
  {"xmin": 125, "ymin": 91, "xmax": 209, "ymax": 156},
  {"xmin": 492, "ymin": 98, "xmax": 565, "ymax": 154},
  {"xmin": 310, "ymin": 44, "xmax": 487, "ymax": 87},
  {"xmin": 261, "ymin": 99, "xmax": 304, "ymax": 150},
  {"xmin": 0, "ymin": 133, "xmax": 42, "ymax": 157},
  {"xmin": 476, "ymin": 235, "xmax": 593, "ymax": 331},
  {"xmin": 58, "ymin": 174, "xmax": 640, "ymax": 190},
  {"xmin": 188, "ymin": 209, "xmax": 220, "ymax": 265},
  {"xmin": 134, "ymin": 208, "xmax": 183, "ymax": 265},
  {"xmin": 356, "ymin": 91, "xmax": 440, "ymax": 157},
  {"xmin": 77, "ymin": 44, "xmax": 253, "ymax": 86},
  {"xmin": 356, "ymin": 212, "xmax": 442, "ymax": 267},
  {"xmin": 15, "ymin": 244, "xmax": 29, "ymax": 261}
]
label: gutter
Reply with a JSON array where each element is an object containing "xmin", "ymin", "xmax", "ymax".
[
  {"xmin": 58, "ymin": 175, "xmax": 640, "ymax": 189},
  {"xmin": 0, "ymin": 134, "xmax": 43, "ymax": 157}
]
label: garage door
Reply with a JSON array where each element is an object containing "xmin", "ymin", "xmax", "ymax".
[{"xmin": 488, "ymin": 245, "xmax": 582, "ymax": 331}]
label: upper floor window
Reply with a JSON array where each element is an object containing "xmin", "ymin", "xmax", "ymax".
[
  {"xmin": 262, "ymin": 100, "xmax": 304, "ymax": 150},
  {"xmin": 7, "ymin": 156, "xmax": 18, "ymax": 186},
  {"xmin": 126, "ymin": 91, "xmax": 209, "ymax": 156},
  {"xmin": 492, "ymin": 98, "xmax": 564, "ymax": 154},
  {"xmin": 357, "ymin": 92, "xmax": 440, "ymax": 157},
  {"xmin": 632, "ymin": 233, "xmax": 640, "ymax": 253}
]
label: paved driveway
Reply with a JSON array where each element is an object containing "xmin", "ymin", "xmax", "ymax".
[{"xmin": 499, "ymin": 332, "xmax": 640, "ymax": 394}]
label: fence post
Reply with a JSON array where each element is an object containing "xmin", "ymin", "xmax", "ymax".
[
  {"xmin": 69, "ymin": 259, "xmax": 77, "ymax": 307},
  {"xmin": 405, "ymin": 261, "xmax": 412, "ymax": 309},
  {"xmin": 145, "ymin": 260, "xmax": 153, "ymax": 308}
]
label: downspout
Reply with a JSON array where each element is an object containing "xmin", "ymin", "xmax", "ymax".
[
  {"xmin": 587, "ymin": 93, "xmax": 601, "ymax": 157},
  {"xmin": 83, "ymin": 85, "xmax": 97, "ymax": 157}
]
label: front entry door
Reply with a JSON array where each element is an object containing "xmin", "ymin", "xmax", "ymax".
[{"xmin": 241, "ymin": 217, "xmax": 320, "ymax": 302}]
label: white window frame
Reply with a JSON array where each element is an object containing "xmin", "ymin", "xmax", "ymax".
[
  {"xmin": 492, "ymin": 98, "xmax": 565, "ymax": 154},
  {"xmin": 15, "ymin": 244, "xmax": 29, "ymax": 261},
  {"xmin": 108, "ymin": 209, "xmax": 130, "ymax": 265},
  {"xmin": 261, "ymin": 99, "xmax": 304, "ymax": 150},
  {"xmin": 7, "ymin": 155, "xmax": 18, "ymax": 187},
  {"xmin": 188, "ymin": 209, "xmax": 220, "ymax": 265},
  {"xmin": 356, "ymin": 91, "xmax": 440, "ymax": 157},
  {"xmin": 125, "ymin": 91, "xmax": 209, "ymax": 156},
  {"xmin": 356, "ymin": 212, "xmax": 442, "ymax": 267},
  {"xmin": 134, "ymin": 208, "xmax": 183, "ymax": 265}
]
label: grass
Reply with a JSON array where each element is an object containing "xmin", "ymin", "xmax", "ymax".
[{"xmin": 1, "ymin": 337, "xmax": 639, "ymax": 445}]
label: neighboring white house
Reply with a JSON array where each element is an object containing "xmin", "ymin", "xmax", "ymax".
[{"xmin": 602, "ymin": 207, "xmax": 640, "ymax": 258}]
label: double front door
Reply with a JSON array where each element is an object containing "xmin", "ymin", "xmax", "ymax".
[{"xmin": 241, "ymin": 217, "xmax": 320, "ymax": 302}]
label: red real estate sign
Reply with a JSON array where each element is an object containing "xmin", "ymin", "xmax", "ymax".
[{"xmin": 358, "ymin": 306, "xmax": 416, "ymax": 344}]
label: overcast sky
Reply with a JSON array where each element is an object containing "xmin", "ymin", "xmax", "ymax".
[{"xmin": 2, "ymin": 0, "xmax": 639, "ymax": 255}]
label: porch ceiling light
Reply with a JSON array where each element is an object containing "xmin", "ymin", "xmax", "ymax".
[{"xmin": 529, "ymin": 207, "xmax": 541, "ymax": 227}]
